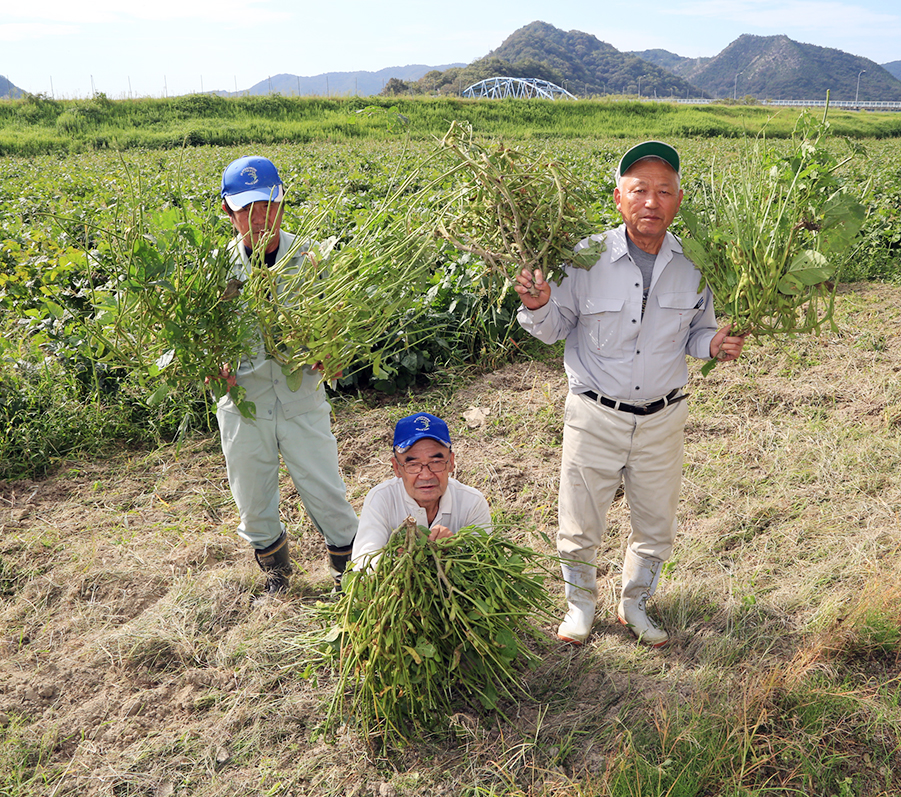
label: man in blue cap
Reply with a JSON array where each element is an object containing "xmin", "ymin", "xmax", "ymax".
[
  {"xmin": 351, "ymin": 412, "xmax": 492, "ymax": 570},
  {"xmin": 215, "ymin": 155, "xmax": 358, "ymax": 598},
  {"xmin": 515, "ymin": 141, "xmax": 746, "ymax": 647}
]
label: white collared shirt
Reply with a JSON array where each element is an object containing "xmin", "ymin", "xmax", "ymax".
[
  {"xmin": 517, "ymin": 225, "xmax": 718, "ymax": 402},
  {"xmin": 351, "ymin": 477, "xmax": 492, "ymax": 569}
]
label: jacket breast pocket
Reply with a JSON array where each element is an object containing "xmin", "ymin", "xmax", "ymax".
[
  {"xmin": 654, "ymin": 291, "xmax": 701, "ymax": 348},
  {"xmin": 580, "ymin": 296, "xmax": 628, "ymax": 357}
]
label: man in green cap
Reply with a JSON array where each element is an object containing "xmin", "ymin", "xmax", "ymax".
[{"xmin": 515, "ymin": 141, "xmax": 745, "ymax": 647}]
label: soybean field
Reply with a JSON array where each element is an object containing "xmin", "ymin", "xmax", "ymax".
[{"xmin": 2, "ymin": 103, "xmax": 901, "ymax": 797}]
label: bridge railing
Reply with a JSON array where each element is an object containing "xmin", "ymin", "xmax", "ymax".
[{"xmin": 671, "ymin": 98, "xmax": 901, "ymax": 110}]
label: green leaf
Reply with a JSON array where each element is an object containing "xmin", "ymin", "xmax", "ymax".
[
  {"xmin": 819, "ymin": 194, "xmax": 866, "ymax": 253},
  {"xmin": 778, "ymin": 273, "xmax": 804, "ymax": 295},
  {"xmin": 146, "ymin": 383, "xmax": 170, "ymax": 406},
  {"xmin": 680, "ymin": 235, "xmax": 714, "ymax": 274},
  {"xmin": 495, "ymin": 627, "xmax": 518, "ymax": 661},
  {"xmin": 787, "ymin": 249, "xmax": 834, "ymax": 286},
  {"xmin": 568, "ymin": 236, "xmax": 606, "ymax": 270},
  {"xmin": 700, "ymin": 358, "xmax": 718, "ymax": 377},
  {"xmin": 415, "ymin": 640, "xmax": 438, "ymax": 660},
  {"xmin": 285, "ymin": 368, "xmax": 305, "ymax": 391}
]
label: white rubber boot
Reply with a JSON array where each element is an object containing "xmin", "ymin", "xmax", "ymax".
[
  {"xmin": 557, "ymin": 561, "xmax": 598, "ymax": 645},
  {"xmin": 617, "ymin": 549, "xmax": 669, "ymax": 647}
]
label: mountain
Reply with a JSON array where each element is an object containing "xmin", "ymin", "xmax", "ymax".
[
  {"xmin": 484, "ymin": 21, "xmax": 708, "ymax": 99},
  {"xmin": 884, "ymin": 60, "xmax": 901, "ymax": 81},
  {"xmin": 1, "ymin": 75, "xmax": 24, "ymax": 99},
  {"xmin": 232, "ymin": 64, "xmax": 464, "ymax": 97},
  {"xmin": 683, "ymin": 35, "xmax": 901, "ymax": 100},
  {"xmin": 630, "ymin": 50, "xmax": 711, "ymax": 79}
]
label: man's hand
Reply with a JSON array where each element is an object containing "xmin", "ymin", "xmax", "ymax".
[
  {"xmin": 514, "ymin": 268, "xmax": 552, "ymax": 310},
  {"xmin": 710, "ymin": 325, "xmax": 746, "ymax": 362},
  {"xmin": 314, "ymin": 361, "xmax": 343, "ymax": 379},
  {"xmin": 428, "ymin": 524, "xmax": 453, "ymax": 542},
  {"xmin": 204, "ymin": 363, "xmax": 237, "ymax": 392}
]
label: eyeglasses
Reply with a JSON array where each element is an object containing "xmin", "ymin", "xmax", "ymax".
[{"xmin": 399, "ymin": 460, "xmax": 450, "ymax": 476}]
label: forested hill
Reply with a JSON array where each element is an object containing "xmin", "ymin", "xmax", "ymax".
[
  {"xmin": 483, "ymin": 21, "xmax": 708, "ymax": 99},
  {"xmin": 629, "ymin": 49, "xmax": 712, "ymax": 78},
  {"xmin": 1, "ymin": 75, "xmax": 24, "ymax": 99},
  {"xmin": 636, "ymin": 35, "xmax": 901, "ymax": 101}
]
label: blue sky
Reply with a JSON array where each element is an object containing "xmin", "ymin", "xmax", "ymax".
[{"xmin": 2, "ymin": 0, "xmax": 900, "ymax": 98}]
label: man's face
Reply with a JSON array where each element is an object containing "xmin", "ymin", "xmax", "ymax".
[
  {"xmin": 614, "ymin": 159, "xmax": 683, "ymax": 250},
  {"xmin": 225, "ymin": 199, "xmax": 283, "ymax": 254},
  {"xmin": 392, "ymin": 438, "xmax": 455, "ymax": 510}
]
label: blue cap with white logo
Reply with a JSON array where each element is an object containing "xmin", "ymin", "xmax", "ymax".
[
  {"xmin": 393, "ymin": 413, "xmax": 452, "ymax": 453},
  {"xmin": 221, "ymin": 156, "xmax": 284, "ymax": 211}
]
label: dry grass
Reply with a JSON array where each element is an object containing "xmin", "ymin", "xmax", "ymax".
[{"xmin": 2, "ymin": 283, "xmax": 901, "ymax": 795}]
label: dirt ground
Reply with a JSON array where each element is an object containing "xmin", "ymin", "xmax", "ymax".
[
  {"xmin": 3, "ymin": 282, "xmax": 901, "ymax": 795},
  {"xmin": 0, "ymin": 356, "xmax": 606, "ymax": 795}
]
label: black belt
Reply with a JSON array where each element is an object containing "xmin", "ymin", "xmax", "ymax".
[{"xmin": 581, "ymin": 388, "xmax": 686, "ymax": 415}]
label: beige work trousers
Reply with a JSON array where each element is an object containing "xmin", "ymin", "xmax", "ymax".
[{"xmin": 557, "ymin": 391, "xmax": 689, "ymax": 565}]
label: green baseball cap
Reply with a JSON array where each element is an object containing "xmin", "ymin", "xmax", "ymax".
[{"xmin": 615, "ymin": 140, "xmax": 680, "ymax": 181}]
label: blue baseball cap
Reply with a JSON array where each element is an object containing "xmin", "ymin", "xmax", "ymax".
[
  {"xmin": 221, "ymin": 156, "xmax": 285, "ymax": 211},
  {"xmin": 393, "ymin": 413, "xmax": 452, "ymax": 453}
]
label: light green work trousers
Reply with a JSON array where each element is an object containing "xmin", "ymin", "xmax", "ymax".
[{"xmin": 217, "ymin": 400, "xmax": 358, "ymax": 551}]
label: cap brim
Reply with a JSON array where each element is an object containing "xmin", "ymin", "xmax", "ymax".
[
  {"xmin": 394, "ymin": 433, "xmax": 452, "ymax": 453},
  {"xmin": 617, "ymin": 141, "xmax": 680, "ymax": 179},
  {"xmin": 223, "ymin": 185, "xmax": 284, "ymax": 211}
]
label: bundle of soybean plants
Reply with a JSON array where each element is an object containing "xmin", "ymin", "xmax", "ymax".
[
  {"xmin": 90, "ymin": 172, "xmax": 440, "ymax": 413},
  {"xmin": 680, "ymin": 105, "xmax": 867, "ymax": 374},
  {"xmin": 323, "ymin": 519, "xmax": 555, "ymax": 747},
  {"xmin": 432, "ymin": 120, "xmax": 607, "ymax": 300},
  {"xmin": 241, "ymin": 198, "xmax": 439, "ymax": 386},
  {"xmin": 90, "ymin": 204, "xmax": 260, "ymax": 418}
]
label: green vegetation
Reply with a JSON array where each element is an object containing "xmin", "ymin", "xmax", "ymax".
[
  {"xmin": 324, "ymin": 521, "xmax": 554, "ymax": 746},
  {"xmin": 1, "ymin": 103, "xmax": 901, "ymax": 793},
  {"xmin": 682, "ymin": 111, "xmax": 866, "ymax": 345},
  {"xmin": 2, "ymin": 105, "xmax": 901, "ymax": 477},
  {"xmin": 3, "ymin": 93, "xmax": 901, "ymax": 156}
]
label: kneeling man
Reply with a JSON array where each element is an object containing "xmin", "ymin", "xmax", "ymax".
[{"xmin": 351, "ymin": 412, "xmax": 492, "ymax": 569}]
